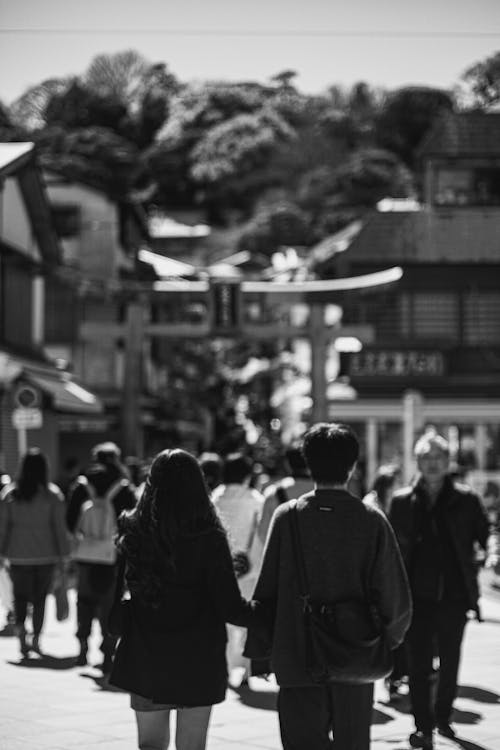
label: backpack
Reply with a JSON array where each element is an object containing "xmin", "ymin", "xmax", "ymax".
[{"xmin": 72, "ymin": 478, "xmax": 128, "ymax": 564}]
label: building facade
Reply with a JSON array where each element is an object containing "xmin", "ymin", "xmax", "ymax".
[
  {"xmin": 0, "ymin": 144, "xmax": 103, "ymax": 477},
  {"xmin": 328, "ymin": 112, "xmax": 500, "ymax": 487}
]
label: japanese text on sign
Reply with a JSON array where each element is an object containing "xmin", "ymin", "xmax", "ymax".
[{"xmin": 350, "ymin": 350, "xmax": 445, "ymax": 378}]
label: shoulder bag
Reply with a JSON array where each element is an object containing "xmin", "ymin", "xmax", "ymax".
[{"xmin": 289, "ymin": 501, "xmax": 392, "ymax": 684}]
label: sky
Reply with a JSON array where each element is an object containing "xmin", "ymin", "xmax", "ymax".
[{"xmin": 1, "ymin": 0, "xmax": 500, "ymax": 104}]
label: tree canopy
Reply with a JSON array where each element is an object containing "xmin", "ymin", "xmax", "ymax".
[{"xmin": 5, "ymin": 47, "xmax": 496, "ymax": 245}]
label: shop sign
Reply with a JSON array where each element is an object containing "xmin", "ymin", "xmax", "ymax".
[
  {"xmin": 58, "ymin": 417, "xmax": 109, "ymax": 433},
  {"xmin": 350, "ymin": 349, "xmax": 445, "ymax": 378},
  {"xmin": 12, "ymin": 407, "xmax": 43, "ymax": 430}
]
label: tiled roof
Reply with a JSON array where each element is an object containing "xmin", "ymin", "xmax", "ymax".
[
  {"xmin": 420, "ymin": 112, "xmax": 500, "ymax": 157},
  {"xmin": 345, "ymin": 208, "xmax": 500, "ymax": 263}
]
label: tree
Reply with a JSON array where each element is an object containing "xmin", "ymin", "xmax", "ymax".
[
  {"xmin": 84, "ymin": 52, "xmax": 178, "ymax": 146},
  {"xmin": 459, "ymin": 51, "xmax": 500, "ymax": 108},
  {"xmin": 44, "ymin": 80, "xmax": 128, "ymax": 132},
  {"xmin": 9, "ymin": 78, "xmax": 71, "ymax": 131},
  {"xmin": 237, "ymin": 201, "xmax": 311, "ymax": 256},
  {"xmin": 376, "ymin": 86, "xmax": 454, "ymax": 166},
  {"xmin": 37, "ymin": 126, "xmax": 139, "ymax": 198},
  {"xmin": 0, "ymin": 101, "xmax": 27, "ymax": 141},
  {"xmin": 333, "ymin": 147, "xmax": 414, "ymax": 206}
]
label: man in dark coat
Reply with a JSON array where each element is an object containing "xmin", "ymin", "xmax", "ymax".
[
  {"xmin": 246, "ymin": 422, "xmax": 412, "ymax": 750},
  {"xmin": 388, "ymin": 430, "xmax": 490, "ymax": 750}
]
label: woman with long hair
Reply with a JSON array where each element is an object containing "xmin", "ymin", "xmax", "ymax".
[
  {"xmin": 109, "ymin": 448, "xmax": 253, "ymax": 750},
  {"xmin": 0, "ymin": 448, "xmax": 70, "ymax": 656}
]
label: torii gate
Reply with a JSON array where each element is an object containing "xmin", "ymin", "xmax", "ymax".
[{"xmin": 80, "ymin": 266, "xmax": 403, "ymax": 455}]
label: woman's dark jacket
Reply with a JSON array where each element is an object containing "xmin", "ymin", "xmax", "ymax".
[
  {"xmin": 245, "ymin": 490, "xmax": 412, "ymax": 687},
  {"xmin": 388, "ymin": 475, "xmax": 490, "ymax": 612},
  {"xmin": 109, "ymin": 527, "xmax": 251, "ymax": 706}
]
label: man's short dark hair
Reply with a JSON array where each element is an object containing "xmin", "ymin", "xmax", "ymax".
[
  {"xmin": 223, "ymin": 452, "xmax": 252, "ymax": 484},
  {"xmin": 302, "ymin": 422, "xmax": 359, "ymax": 484}
]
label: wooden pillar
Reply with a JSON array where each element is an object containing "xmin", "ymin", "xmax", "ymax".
[
  {"xmin": 366, "ymin": 418, "xmax": 378, "ymax": 489},
  {"xmin": 402, "ymin": 390, "xmax": 423, "ymax": 484},
  {"xmin": 122, "ymin": 298, "xmax": 145, "ymax": 458},
  {"xmin": 475, "ymin": 423, "xmax": 488, "ymax": 471},
  {"xmin": 310, "ymin": 304, "xmax": 328, "ymax": 424}
]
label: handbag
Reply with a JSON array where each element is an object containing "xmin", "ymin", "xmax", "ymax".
[
  {"xmin": 51, "ymin": 565, "xmax": 70, "ymax": 622},
  {"xmin": 108, "ymin": 554, "xmax": 131, "ymax": 637},
  {"xmin": 289, "ymin": 501, "xmax": 392, "ymax": 684}
]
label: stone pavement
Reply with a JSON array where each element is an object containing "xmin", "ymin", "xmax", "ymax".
[{"xmin": 1, "ymin": 583, "xmax": 500, "ymax": 750}]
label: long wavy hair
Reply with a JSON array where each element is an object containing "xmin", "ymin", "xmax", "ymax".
[
  {"xmin": 15, "ymin": 449, "xmax": 49, "ymax": 501},
  {"xmin": 117, "ymin": 448, "xmax": 224, "ymax": 607}
]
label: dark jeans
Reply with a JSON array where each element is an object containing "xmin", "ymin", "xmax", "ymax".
[
  {"xmin": 278, "ymin": 682, "xmax": 374, "ymax": 750},
  {"xmin": 76, "ymin": 562, "xmax": 118, "ymax": 657},
  {"xmin": 408, "ymin": 599, "xmax": 468, "ymax": 735},
  {"xmin": 10, "ymin": 564, "xmax": 55, "ymax": 636}
]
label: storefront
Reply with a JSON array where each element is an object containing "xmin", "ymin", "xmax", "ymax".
[{"xmin": 0, "ymin": 352, "xmax": 106, "ymax": 478}]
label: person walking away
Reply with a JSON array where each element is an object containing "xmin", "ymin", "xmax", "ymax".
[
  {"xmin": 109, "ymin": 449, "xmax": 254, "ymax": 750},
  {"xmin": 246, "ymin": 423, "xmax": 412, "ymax": 750},
  {"xmin": 388, "ymin": 430, "xmax": 490, "ymax": 750},
  {"xmin": 363, "ymin": 464, "xmax": 401, "ymax": 515},
  {"xmin": 211, "ymin": 452, "xmax": 264, "ymax": 686},
  {"xmin": 67, "ymin": 452, "xmax": 136, "ymax": 673},
  {"xmin": 0, "ymin": 449, "xmax": 70, "ymax": 657},
  {"xmin": 363, "ymin": 464, "xmax": 408, "ymax": 699},
  {"xmin": 258, "ymin": 444, "xmax": 314, "ymax": 546},
  {"xmin": 198, "ymin": 452, "xmax": 223, "ymax": 494}
]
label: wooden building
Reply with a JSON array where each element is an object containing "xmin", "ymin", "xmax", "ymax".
[
  {"xmin": 0, "ymin": 143, "xmax": 103, "ymax": 477},
  {"xmin": 325, "ymin": 112, "xmax": 500, "ymax": 484}
]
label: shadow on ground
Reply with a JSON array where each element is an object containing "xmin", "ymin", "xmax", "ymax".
[
  {"xmin": 458, "ymin": 685, "xmax": 500, "ymax": 704},
  {"xmin": 231, "ymin": 683, "xmax": 278, "ymax": 711},
  {"xmin": 79, "ymin": 671, "xmax": 125, "ymax": 692},
  {"xmin": 452, "ymin": 738, "xmax": 496, "ymax": 750},
  {"xmin": 371, "ymin": 707, "xmax": 394, "ymax": 725},
  {"xmin": 7, "ymin": 653, "xmax": 76, "ymax": 670},
  {"xmin": 451, "ymin": 707, "xmax": 483, "ymax": 726}
]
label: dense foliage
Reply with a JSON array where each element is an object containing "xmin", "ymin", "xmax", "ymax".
[{"xmin": 5, "ymin": 48, "xmax": 493, "ymax": 246}]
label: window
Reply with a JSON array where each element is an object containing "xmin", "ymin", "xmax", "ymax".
[
  {"xmin": 413, "ymin": 293, "xmax": 459, "ymax": 341},
  {"xmin": 434, "ymin": 167, "xmax": 500, "ymax": 206},
  {"xmin": 463, "ymin": 292, "xmax": 500, "ymax": 345}
]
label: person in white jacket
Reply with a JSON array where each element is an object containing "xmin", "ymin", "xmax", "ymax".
[{"xmin": 212, "ymin": 452, "xmax": 264, "ymax": 685}]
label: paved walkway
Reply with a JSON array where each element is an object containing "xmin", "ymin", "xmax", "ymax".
[{"xmin": 1, "ymin": 581, "xmax": 500, "ymax": 750}]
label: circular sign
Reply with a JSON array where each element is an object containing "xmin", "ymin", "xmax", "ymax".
[{"xmin": 14, "ymin": 385, "xmax": 40, "ymax": 409}]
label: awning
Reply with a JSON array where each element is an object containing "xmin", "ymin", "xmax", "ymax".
[
  {"xmin": 25, "ymin": 373, "xmax": 103, "ymax": 414},
  {"xmin": 138, "ymin": 247, "xmax": 198, "ymax": 278}
]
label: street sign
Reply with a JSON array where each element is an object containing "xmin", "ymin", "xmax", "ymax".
[
  {"xmin": 13, "ymin": 385, "xmax": 40, "ymax": 408},
  {"xmin": 12, "ymin": 407, "xmax": 43, "ymax": 430}
]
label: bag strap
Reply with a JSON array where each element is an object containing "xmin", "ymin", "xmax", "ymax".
[
  {"xmin": 289, "ymin": 500, "xmax": 311, "ymax": 611},
  {"xmin": 105, "ymin": 478, "xmax": 129, "ymax": 505}
]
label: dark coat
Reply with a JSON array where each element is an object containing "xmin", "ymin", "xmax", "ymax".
[
  {"xmin": 245, "ymin": 490, "xmax": 412, "ymax": 687},
  {"xmin": 388, "ymin": 476, "xmax": 490, "ymax": 611},
  {"xmin": 109, "ymin": 527, "xmax": 252, "ymax": 707}
]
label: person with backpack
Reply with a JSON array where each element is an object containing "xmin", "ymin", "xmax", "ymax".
[
  {"xmin": 67, "ymin": 452, "xmax": 136, "ymax": 673},
  {"xmin": 211, "ymin": 452, "xmax": 264, "ymax": 687},
  {"xmin": 258, "ymin": 445, "xmax": 314, "ymax": 546}
]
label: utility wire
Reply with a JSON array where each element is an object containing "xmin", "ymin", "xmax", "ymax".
[{"xmin": 0, "ymin": 28, "xmax": 499, "ymax": 38}]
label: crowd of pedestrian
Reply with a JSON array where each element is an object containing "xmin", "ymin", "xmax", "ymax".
[{"xmin": 0, "ymin": 422, "xmax": 495, "ymax": 750}]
